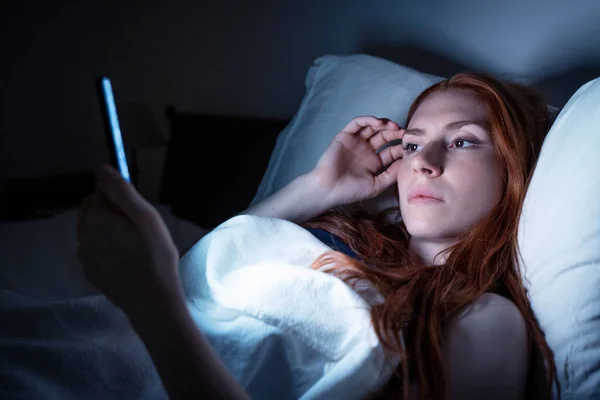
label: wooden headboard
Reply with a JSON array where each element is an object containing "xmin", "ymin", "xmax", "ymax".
[{"xmin": 159, "ymin": 109, "xmax": 289, "ymax": 229}]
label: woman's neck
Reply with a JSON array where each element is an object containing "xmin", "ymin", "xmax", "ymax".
[{"xmin": 408, "ymin": 237, "xmax": 455, "ymax": 266}]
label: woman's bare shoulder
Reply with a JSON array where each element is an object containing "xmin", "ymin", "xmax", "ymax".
[
  {"xmin": 459, "ymin": 292, "xmax": 523, "ymax": 320},
  {"xmin": 449, "ymin": 292, "xmax": 528, "ymax": 341},
  {"xmin": 443, "ymin": 293, "xmax": 530, "ymax": 399}
]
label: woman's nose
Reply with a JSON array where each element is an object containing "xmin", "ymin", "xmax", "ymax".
[{"xmin": 411, "ymin": 145, "xmax": 444, "ymax": 177}]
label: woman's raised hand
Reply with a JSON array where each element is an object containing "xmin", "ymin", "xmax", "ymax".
[{"xmin": 311, "ymin": 116, "xmax": 405, "ymax": 207}]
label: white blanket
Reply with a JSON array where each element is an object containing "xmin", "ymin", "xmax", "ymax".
[
  {"xmin": 0, "ymin": 215, "xmax": 399, "ymax": 399},
  {"xmin": 180, "ymin": 215, "xmax": 399, "ymax": 399}
]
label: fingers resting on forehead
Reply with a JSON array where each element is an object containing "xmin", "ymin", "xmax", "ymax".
[
  {"xmin": 368, "ymin": 128, "xmax": 405, "ymax": 150},
  {"xmin": 342, "ymin": 116, "xmax": 400, "ymax": 135}
]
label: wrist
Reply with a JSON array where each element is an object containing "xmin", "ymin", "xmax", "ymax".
[
  {"xmin": 241, "ymin": 171, "xmax": 338, "ymax": 223},
  {"xmin": 125, "ymin": 274, "xmax": 188, "ymax": 327},
  {"xmin": 295, "ymin": 172, "xmax": 338, "ymax": 215}
]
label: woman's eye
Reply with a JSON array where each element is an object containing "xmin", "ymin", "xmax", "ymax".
[
  {"xmin": 452, "ymin": 139, "xmax": 476, "ymax": 149},
  {"xmin": 402, "ymin": 143, "xmax": 421, "ymax": 153},
  {"xmin": 402, "ymin": 138, "xmax": 476, "ymax": 154}
]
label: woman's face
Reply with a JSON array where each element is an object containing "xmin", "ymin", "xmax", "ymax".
[{"xmin": 397, "ymin": 89, "xmax": 504, "ymax": 243}]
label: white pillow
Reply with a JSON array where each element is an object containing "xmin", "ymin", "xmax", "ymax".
[
  {"xmin": 518, "ymin": 77, "xmax": 600, "ymax": 398},
  {"xmin": 250, "ymin": 54, "xmax": 444, "ymax": 214}
]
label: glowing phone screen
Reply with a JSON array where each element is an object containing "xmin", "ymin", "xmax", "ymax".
[{"xmin": 100, "ymin": 77, "xmax": 130, "ymax": 182}]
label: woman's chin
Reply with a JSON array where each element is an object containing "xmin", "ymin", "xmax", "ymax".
[{"xmin": 404, "ymin": 220, "xmax": 460, "ymax": 241}]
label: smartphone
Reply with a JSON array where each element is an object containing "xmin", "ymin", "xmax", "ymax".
[{"xmin": 96, "ymin": 76, "xmax": 131, "ymax": 183}]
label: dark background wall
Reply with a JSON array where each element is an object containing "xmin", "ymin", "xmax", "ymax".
[{"xmin": 1, "ymin": 0, "xmax": 599, "ymax": 184}]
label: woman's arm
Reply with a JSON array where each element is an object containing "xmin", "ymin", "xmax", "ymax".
[
  {"xmin": 240, "ymin": 172, "xmax": 335, "ymax": 224},
  {"xmin": 78, "ymin": 167, "xmax": 250, "ymax": 400},
  {"xmin": 126, "ymin": 278, "xmax": 250, "ymax": 400},
  {"xmin": 241, "ymin": 116, "xmax": 405, "ymax": 224}
]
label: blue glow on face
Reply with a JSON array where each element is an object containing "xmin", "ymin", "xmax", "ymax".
[{"xmin": 101, "ymin": 77, "xmax": 130, "ymax": 182}]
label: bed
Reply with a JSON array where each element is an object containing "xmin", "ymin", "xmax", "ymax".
[{"xmin": 1, "ymin": 54, "xmax": 599, "ymax": 399}]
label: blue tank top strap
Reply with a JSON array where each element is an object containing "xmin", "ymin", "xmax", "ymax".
[{"xmin": 306, "ymin": 227, "xmax": 361, "ymax": 260}]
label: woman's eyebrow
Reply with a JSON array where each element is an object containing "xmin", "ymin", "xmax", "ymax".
[
  {"xmin": 446, "ymin": 120, "xmax": 488, "ymax": 132},
  {"xmin": 404, "ymin": 120, "xmax": 488, "ymax": 137}
]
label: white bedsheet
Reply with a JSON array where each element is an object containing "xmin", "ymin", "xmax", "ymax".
[{"xmin": 0, "ymin": 291, "xmax": 167, "ymax": 399}]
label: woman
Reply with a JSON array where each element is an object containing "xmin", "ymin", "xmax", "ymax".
[{"xmin": 77, "ymin": 72, "xmax": 559, "ymax": 399}]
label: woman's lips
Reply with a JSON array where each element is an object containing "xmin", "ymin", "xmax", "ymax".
[
  {"xmin": 408, "ymin": 195, "xmax": 443, "ymax": 204},
  {"xmin": 407, "ymin": 187, "xmax": 444, "ymax": 203}
]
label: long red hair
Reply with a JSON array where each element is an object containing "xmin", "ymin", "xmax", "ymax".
[{"xmin": 302, "ymin": 72, "xmax": 558, "ymax": 399}]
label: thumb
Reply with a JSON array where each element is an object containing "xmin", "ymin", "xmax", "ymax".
[{"xmin": 94, "ymin": 165, "xmax": 152, "ymax": 224}]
